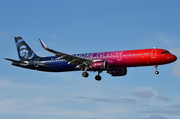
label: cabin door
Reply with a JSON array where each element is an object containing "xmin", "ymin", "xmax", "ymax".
[
  {"xmin": 151, "ymin": 49, "xmax": 157, "ymax": 58},
  {"xmin": 117, "ymin": 51, "xmax": 123, "ymax": 61}
]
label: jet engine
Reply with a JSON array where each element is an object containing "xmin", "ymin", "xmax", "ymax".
[
  {"xmin": 108, "ymin": 67, "xmax": 127, "ymax": 76},
  {"xmin": 90, "ymin": 60, "xmax": 109, "ymax": 71}
]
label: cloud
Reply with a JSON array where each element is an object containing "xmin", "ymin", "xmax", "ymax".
[
  {"xmin": 147, "ymin": 115, "xmax": 169, "ymax": 119},
  {"xmin": 78, "ymin": 97, "xmax": 137, "ymax": 104},
  {"xmin": 51, "ymin": 35, "xmax": 59, "ymax": 38},
  {"xmin": 154, "ymin": 32, "xmax": 177, "ymax": 47},
  {"xmin": 169, "ymin": 104, "xmax": 180, "ymax": 110},
  {"xmin": 170, "ymin": 47, "xmax": 180, "ymax": 57},
  {"xmin": 134, "ymin": 90, "xmax": 154, "ymax": 98},
  {"xmin": 158, "ymin": 33, "xmax": 176, "ymax": 46},
  {"xmin": 140, "ymin": 110, "xmax": 180, "ymax": 116},
  {"xmin": 0, "ymin": 76, "xmax": 178, "ymax": 119},
  {"xmin": 157, "ymin": 92, "xmax": 170, "ymax": 102},
  {"xmin": 173, "ymin": 60, "xmax": 180, "ymax": 77},
  {"xmin": 88, "ymin": 118, "xmax": 102, "ymax": 119},
  {"xmin": 117, "ymin": 115, "xmax": 169, "ymax": 119},
  {"xmin": 170, "ymin": 47, "xmax": 180, "ymax": 77},
  {"xmin": 0, "ymin": 32, "xmax": 6, "ymax": 37},
  {"xmin": 120, "ymin": 98, "xmax": 138, "ymax": 104},
  {"xmin": 144, "ymin": 32, "xmax": 178, "ymax": 48}
]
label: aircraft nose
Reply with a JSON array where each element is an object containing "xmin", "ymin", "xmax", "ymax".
[{"xmin": 171, "ymin": 54, "xmax": 177, "ymax": 62}]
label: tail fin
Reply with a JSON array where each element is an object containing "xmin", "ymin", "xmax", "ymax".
[{"xmin": 15, "ymin": 36, "xmax": 38, "ymax": 60}]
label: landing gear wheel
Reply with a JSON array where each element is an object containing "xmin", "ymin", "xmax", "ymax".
[
  {"xmin": 154, "ymin": 65, "xmax": 159, "ymax": 75},
  {"xmin": 95, "ymin": 75, "xmax": 101, "ymax": 81},
  {"xmin": 155, "ymin": 71, "xmax": 159, "ymax": 75},
  {"xmin": 82, "ymin": 72, "xmax": 89, "ymax": 78}
]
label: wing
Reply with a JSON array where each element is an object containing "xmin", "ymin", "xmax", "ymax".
[{"xmin": 39, "ymin": 39, "xmax": 93, "ymax": 69}]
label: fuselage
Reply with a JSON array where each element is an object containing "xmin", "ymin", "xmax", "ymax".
[
  {"xmin": 5, "ymin": 36, "xmax": 178, "ymax": 81},
  {"xmin": 12, "ymin": 48, "xmax": 177, "ymax": 72}
]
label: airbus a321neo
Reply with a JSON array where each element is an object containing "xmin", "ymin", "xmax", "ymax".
[{"xmin": 4, "ymin": 36, "xmax": 177, "ymax": 81}]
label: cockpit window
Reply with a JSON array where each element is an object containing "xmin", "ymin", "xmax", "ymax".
[{"xmin": 162, "ymin": 51, "xmax": 171, "ymax": 54}]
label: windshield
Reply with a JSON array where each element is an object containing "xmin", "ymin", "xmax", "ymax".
[{"xmin": 162, "ymin": 51, "xmax": 171, "ymax": 54}]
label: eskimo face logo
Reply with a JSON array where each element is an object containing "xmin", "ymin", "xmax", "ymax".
[
  {"xmin": 19, "ymin": 45, "xmax": 29, "ymax": 58},
  {"xmin": 16, "ymin": 38, "xmax": 36, "ymax": 59}
]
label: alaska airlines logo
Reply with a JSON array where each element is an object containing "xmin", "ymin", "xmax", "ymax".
[
  {"xmin": 16, "ymin": 39, "xmax": 35, "ymax": 59},
  {"xmin": 19, "ymin": 45, "xmax": 29, "ymax": 58}
]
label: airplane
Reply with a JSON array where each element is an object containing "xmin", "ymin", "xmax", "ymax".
[{"xmin": 4, "ymin": 36, "xmax": 177, "ymax": 81}]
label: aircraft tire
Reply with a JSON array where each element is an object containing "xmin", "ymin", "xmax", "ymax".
[
  {"xmin": 155, "ymin": 71, "xmax": 159, "ymax": 75},
  {"xmin": 82, "ymin": 72, "xmax": 89, "ymax": 78},
  {"xmin": 95, "ymin": 75, "xmax": 101, "ymax": 81}
]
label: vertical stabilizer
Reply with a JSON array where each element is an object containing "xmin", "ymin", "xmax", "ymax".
[{"xmin": 15, "ymin": 36, "xmax": 38, "ymax": 60}]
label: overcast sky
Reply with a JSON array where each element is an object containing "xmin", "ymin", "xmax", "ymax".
[{"xmin": 1, "ymin": 0, "xmax": 180, "ymax": 119}]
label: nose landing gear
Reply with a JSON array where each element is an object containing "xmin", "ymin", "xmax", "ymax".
[
  {"xmin": 154, "ymin": 65, "xmax": 159, "ymax": 75},
  {"xmin": 155, "ymin": 71, "xmax": 159, "ymax": 75}
]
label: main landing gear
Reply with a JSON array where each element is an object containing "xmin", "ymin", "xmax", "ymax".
[
  {"xmin": 154, "ymin": 65, "xmax": 159, "ymax": 75},
  {"xmin": 82, "ymin": 71, "xmax": 102, "ymax": 81},
  {"xmin": 82, "ymin": 71, "xmax": 89, "ymax": 78},
  {"xmin": 95, "ymin": 71, "xmax": 102, "ymax": 81}
]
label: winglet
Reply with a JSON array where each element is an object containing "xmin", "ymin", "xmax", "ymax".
[{"xmin": 39, "ymin": 39, "xmax": 47, "ymax": 49}]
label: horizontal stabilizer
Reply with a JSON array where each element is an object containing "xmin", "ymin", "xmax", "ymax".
[{"xmin": 4, "ymin": 58, "xmax": 28, "ymax": 64}]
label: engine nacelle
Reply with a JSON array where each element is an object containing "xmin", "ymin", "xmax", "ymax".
[
  {"xmin": 108, "ymin": 68, "xmax": 127, "ymax": 76},
  {"xmin": 106, "ymin": 60, "xmax": 116, "ymax": 69},
  {"xmin": 90, "ymin": 61, "xmax": 109, "ymax": 71}
]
